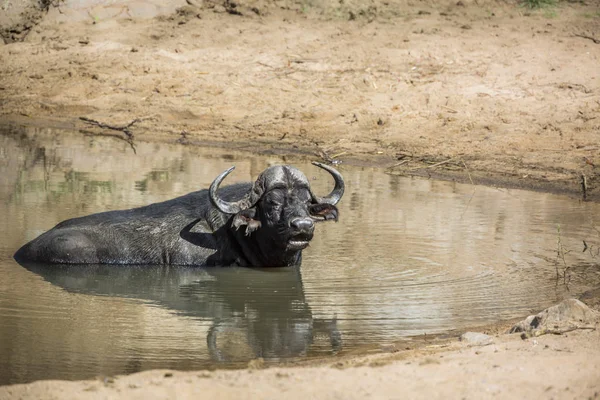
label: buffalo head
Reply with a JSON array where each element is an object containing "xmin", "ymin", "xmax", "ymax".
[{"xmin": 209, "ymin": 162, "xmax": 344, "ymax": 266}]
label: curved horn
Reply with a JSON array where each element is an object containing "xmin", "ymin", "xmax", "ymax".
[
  {"xmin": 209, "ymin": 166, "xmax": 253, "ymax": 214},
  {"xmin": 311, "ymin": 162, "xmax": 345, "ymax": 205}
]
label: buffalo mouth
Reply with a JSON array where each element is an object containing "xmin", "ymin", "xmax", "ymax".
[{"xmin": 286, "ymin": 233, "xmax": 313, "ymax": 251}]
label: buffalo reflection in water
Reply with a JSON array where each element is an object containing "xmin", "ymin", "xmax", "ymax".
[{"xmin": 17, "ymin": 262, "xmax": 342, "ymax": 363}]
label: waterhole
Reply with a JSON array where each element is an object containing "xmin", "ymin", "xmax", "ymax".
[{"xmin": 1, "ymin": 124, "xmax": 599, "ymax": 385}]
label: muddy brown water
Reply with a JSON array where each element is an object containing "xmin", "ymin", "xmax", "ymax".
[{"xmin": 1, "ymin": 124, "xmax": 599, "ymax": 385}]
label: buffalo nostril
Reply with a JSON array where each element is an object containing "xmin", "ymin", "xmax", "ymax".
[{"xmin": 291, "ymin": 218, "xmax": 314, "ymax": 231}]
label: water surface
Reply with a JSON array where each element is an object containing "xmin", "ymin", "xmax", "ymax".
[{"xmin": 1, "ymin": 124, "xmax": 599, "ymax": 385}]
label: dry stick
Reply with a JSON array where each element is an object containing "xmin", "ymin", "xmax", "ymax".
[
  {"xmin": 407, "ymin": 157, "xmax": 456, "ymax": 171},
  {"xmin": 461, "ymin": 159, "xmax": 474, "ymax": 185},
  {"xmin": 256, "ymin": 61, "xmax": 276, "ymax": 69},
  {"xmin": 581, "ymin": 174, "xmax": 588, "ymax": 201},
  {"xmin": 79, "ymin": 117, "xmax": 139, "ymax": 154},
  {"xmin": 331, "ymin": 151, "xmax": 347, "ymax": 159},
  {"xmin": 533, "ymin": 326, "xmax": 597, "ymax": 337},
  {"xmin": 387, "ymin": 159, "xmax": 410, "ymax": 170},
  {"xmin": 574, "ymin": 33, "xmax": 600, "ymax": 44},
  {"xmin": 268, "ymin": 69, "xmax": 297, "ymax": 81},
  {"xmin": 79, "ymin": 117, "xmax": 139, "ymax": 139},
  {"xmin": 441, "ymin": 105, "xmax": 458, "ymax": 113}
]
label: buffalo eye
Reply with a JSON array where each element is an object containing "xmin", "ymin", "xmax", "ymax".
[
  {"xmin": 266, "ymin": 197, "xmax": 281, "ymax": 208},
  {"xmin": 296, "ymin": 189, "xmax": 312, "ymax": 204},
  {"xmin": 264, "ymin": 191, "xmax": 284, "ymax": 212}
]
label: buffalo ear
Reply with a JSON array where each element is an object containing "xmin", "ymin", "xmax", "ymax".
[
  {"xmin": 309, "ymin": 203, "xmax": 339, "ymax": 222},
  {"xmin": 232, "ymin": 207, "xmax": 262, "ymax": 236}
]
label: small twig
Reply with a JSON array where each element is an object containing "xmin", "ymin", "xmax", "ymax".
[
  {"xmin": 574, "ymin": 33, "xmax": 600, "ymax": 44},
  {"xmin": 387, "ymin": 159, "xmax": 410, "ymax": 170},
  {"xmin": 407, "ymin": 158, "xmax": 456, "ymax": 171},
  {"xmin": 581, "ymin": 174, "xmax": 588, "ymax": 201},
  {"xmin": 395, "ymin": 152, "xmax": 413, "ymax": 160},
  {"xmin": 461, "ymin": 159, "xmax": 474, "ymax": 185},
  {"xmin": 441, "ymin": 105, "xmax": 458, "ymax": 113},
  {"xmin": 427, "ymin": 158, "xmax": 455, "ymax": 168},
  {"xmin": 331, "ymin": 151, "xmax": 347, "ymax": 159},
  {"xmin": 257, "ymin": 61, "xmax": 276, "ymax": 69},
  {"xmin": 268, "ymin": 69, "xmax": 298, "ymax": 81},
  {"xmin": 533, "ymin": 326, "xmax": 596, "ymax": 337}
]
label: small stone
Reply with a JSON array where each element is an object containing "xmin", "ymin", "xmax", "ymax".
[
  {"xmin": 460, "ymin": 332, "xmax": 494, "ymax": 346},
  {"xmin": 102, "ymin": 376, "xmax": 115, "ymax": 385}
]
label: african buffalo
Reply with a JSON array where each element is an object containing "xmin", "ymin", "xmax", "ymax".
[{"xmin": 14, "ymin": 162, "xmax": 344, "ymax": 267}]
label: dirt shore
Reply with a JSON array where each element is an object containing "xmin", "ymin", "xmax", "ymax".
[
  {"xmin": 1, "ymin": 0, "xmax": 599, "ymax": 200},
  {"xmin": 1, "ymin": 0, "xmax": 600, "ymax": 397}
]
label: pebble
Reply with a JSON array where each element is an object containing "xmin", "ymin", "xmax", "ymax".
[{"xmin": 460, "ymin": 331, "xmax": 494, "ymax": 346}]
